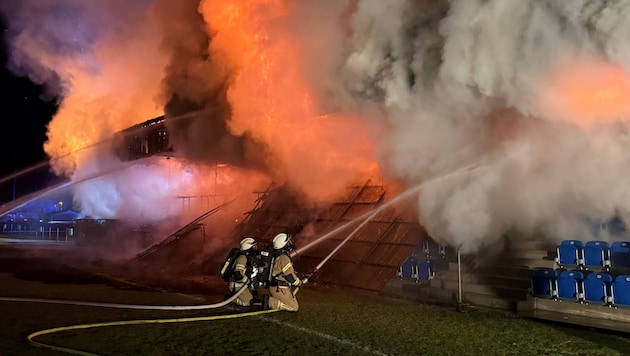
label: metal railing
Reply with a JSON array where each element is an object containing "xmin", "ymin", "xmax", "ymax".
[{"xmin": 1, "ymin": 223, "xmax": 74, "ymax": 242}]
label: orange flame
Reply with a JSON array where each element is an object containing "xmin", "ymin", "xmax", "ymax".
[
  {"xmin": 200, "ymin": 0, "xmax": 377, "ymax": 200},
  {"xmin": 540, "ymin": 57, "xmax": 630, "ymax": 126},
  {"xmin": 41, "ymin": 9, "xmax": 167, "ymax": 177}
]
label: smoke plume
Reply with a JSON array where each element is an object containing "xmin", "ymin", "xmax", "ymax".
[{"xmin": 3, "ymin": 0, "xmax": 630, "ymax": 253}]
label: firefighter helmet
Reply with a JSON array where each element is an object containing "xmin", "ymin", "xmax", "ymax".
[
  {"xmin": 240, "ymin": 237, "xmax": 256, "ymax": 251},
  {"xmin": 272, "ymin": 233, "xmax": 289, "ymax": 250}
]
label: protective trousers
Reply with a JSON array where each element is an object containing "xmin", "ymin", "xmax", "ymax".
[
  {"xmin": 228, "ymin": 281, "xmax": 254, "ymax": 306},
  {"xmin": 269, "ymin": 285, "xmax": 299, "ymax": 311}
]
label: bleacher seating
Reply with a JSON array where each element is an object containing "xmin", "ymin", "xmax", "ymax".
[
  {"xmin": 555, "ymin": 240, "xmax": 584, "ymax": 269},
  {"xmin": 417, "ymin": 259, "xmax": 435, "ymax": 281},
  {"xmin": 582, "ymin": 272, "xmax": 613, "ymax": 306},
  {"xmin": 532, "ymin": 239, "xmax": 630, "ymax": 308},
  {"xmin": 610, "ymin": 241, "xmax": 630, "ymax": 268},
  {"xmin": 397, "ymin": 251, "xmax": 440, "ymax": 283},
  {"xmin": 556, "ymin": 270, "xmax": 584, "ymax": 302},
  {"xmin": 611, "ymin": 275, "xmax": 630, "ymax": 307},
  {"xmin": 583, "ymin": 240, "xmax": 611, "ymax": 271},
  {"xmin": 421, "ymin": 240, "xmax": 447, "ymax": 259},
  {"xmin": 397, "ymin": 255, "xmax": 418, "ymax": 280},
  {"xmin": 531, "ymin": 268, "xmax": 557, "ymax": 299}
]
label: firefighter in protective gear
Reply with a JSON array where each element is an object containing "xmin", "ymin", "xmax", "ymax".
[
  {"xmin": 266, "ymin": 233, "xmax": 302, "ymax": 311},
  {"xmin": 228, "ymin": 237, "xmax": 259, "ymax": 306}
]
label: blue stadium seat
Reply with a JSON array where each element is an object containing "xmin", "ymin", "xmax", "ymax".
[
  {"xmin": 397, "ymin": 256, "xmax": 418, "ymax": 281},
  {"xmin": 531, "ymin": 268, "xmax": 558, "ymax": 299},
  {"xmin": 422, "ymin": 240, "xmax": 445, "ymax": 258},
  {"xmin": 582, "ymin": 272, "xmax": 613, "ymax": 306},
  {"xmin": 556, "ymin": 270, "xmax": 585, "ymax": 302},
  {"xmin": 421, "ymin": 240, "xmax": 431, "ymax": 257},
  {"xmin": 583, "ymin": 240, "xmax": 611, "ymax": 271},
  {"xmin": 556, "ymin": 240, "xmax": 585, "ymax": 269},
  {"xmin": 610, "ymin": 241, "xmax": 630, "ymax": 268},
  {"xmin": 612, "ymin": 275, "xmax": 630, "ymax": 307},
  {"xmin": 417, "ymin": 259, "xmax": 435, "ymax": 281}
]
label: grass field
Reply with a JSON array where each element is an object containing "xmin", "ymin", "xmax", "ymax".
[{"xmin": 2, "ymin": 269, "xmax": 630, "ymax": 356}]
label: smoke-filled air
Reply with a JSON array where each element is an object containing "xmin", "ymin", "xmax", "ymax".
[{"xmin": 3, "ymin": 0, "xmax": 630, "ymax": 253}]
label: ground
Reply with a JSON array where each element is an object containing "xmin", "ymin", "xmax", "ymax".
[
  {"xmin": 3, "ymin": 243, "xmax": 630, "ymax": 356},
  {"xmin": 0, "ymin": 243, "xmax": 227, "ymax": 298}
]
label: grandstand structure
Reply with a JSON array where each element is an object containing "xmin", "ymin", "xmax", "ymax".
[
  {"xmin": 385, "ymin": 233, "xmax": 630, "ymax": 333},
  {"xmin": 518, "ymin": 239, "xmax": 630, "ymax": 332}
]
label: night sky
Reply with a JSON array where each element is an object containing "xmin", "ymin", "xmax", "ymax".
[{"xmin": 0, "ymin": 17, "xmax": 58, "ymax": 179}]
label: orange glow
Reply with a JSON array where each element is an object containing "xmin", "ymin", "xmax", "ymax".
[
  {"xmin": 200, "ymin": 0, "xmax": 378, "ymax": 201},
  {"xmin": 39, "ymin": 9, "xmax": 167, "ymax": 178},
  {"xmin": 540, "ymin": 57, "xmax": 630, "ymax": 126}
]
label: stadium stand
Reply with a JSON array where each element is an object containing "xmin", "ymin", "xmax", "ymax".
[
  {"xmin": 555, "ymin": 240, "xmax": 584, "ymax": 270},
  {"xmin": 532, "ymin": 240, "xmax": 630, "ymax": 307},
  {"xmin": 556, "ymin": 270, "xmax": 584, "ymax": 302},
  {"xmin": 582, "ymin": 272, "xmax": 613, "ymax": 306},
  {"xmin": 397, "ymin": 255, "xmax": 418, "ymax": 281},
  {"xmin": 583, "ymin": 240, "xmax": 611, "ymax": 272},
  {"xmin": 421, "ymin": 240, "xmax": 447, "ymax": 259},
  {"xmin": 530, "ymin": 268, "xmax": 557, "ymax": 299},
  {"xmin": 417, "ymin": 259, "xmax": 435, "ymax": 281},
  {"xmin": 396, "ymin": 240, "xmax": 451, "ymax": 284}
]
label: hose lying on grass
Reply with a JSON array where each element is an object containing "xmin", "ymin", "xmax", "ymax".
[
  {"xmin": 27, "ymin": 308, "xmax": 282, "ymax": 356},
  {"xmin": 23, "ymin": 286, "xmax": 308, "ymax": 356},
  {"xmin": 0, "ymin": 283, "xmax": 247, "ymax": 310},
  {"xmin": 0, "ymin": 283, "xmax": 254, "ymax": 354}
]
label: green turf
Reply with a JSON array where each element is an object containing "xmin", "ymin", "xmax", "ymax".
[{"xmin": 1, "ymin": 274, "xmax": 630, "ymax": 356}]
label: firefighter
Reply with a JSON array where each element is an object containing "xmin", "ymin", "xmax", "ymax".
[
  {"xmin": 266, "ymin": 233, "xmax": 302, "ymax": 311},
  {"xmin": 228, "ymin": 237, "xmax": 260, "ymax": 306}
]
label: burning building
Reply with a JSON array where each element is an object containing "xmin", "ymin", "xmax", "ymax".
[
  {"xmin": 1, "ymin": 0, "xmax": 630, "ymax": 275},
  {"xmin": 113, "ymin": 115, "xmax": 172, "ymax": 162}
]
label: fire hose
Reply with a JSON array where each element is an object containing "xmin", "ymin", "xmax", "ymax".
[{"xmin": 26, "ymin": 308, "xmax": 280, "ymax": 356}]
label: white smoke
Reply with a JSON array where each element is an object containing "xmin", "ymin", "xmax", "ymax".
[{"xmin": 337, "ymin": 0, "xmax": 630, "ymax": 252}]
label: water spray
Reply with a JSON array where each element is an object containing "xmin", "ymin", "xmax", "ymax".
[{"xmin": 295, "ymin": 158, "xmax": 492, "ymax": 283}]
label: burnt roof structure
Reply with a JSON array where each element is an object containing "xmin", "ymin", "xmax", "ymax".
[{"xmin": 227, "ymin": 180, "xmax": 426, "ymax": 291}]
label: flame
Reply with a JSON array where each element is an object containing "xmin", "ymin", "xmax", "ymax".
[
  {"xmin": 43, "ymin": 12, "xmax": 166, "ymax": 177},
  {"xmin": 200, "ymin": 0, "xmax": 377, "ymax": 200},
  {"xmin": 33, "ymin": 0, "xmax": 379, "ymax": 223},
  {"xmin": 540, "ymin": 57, "xmax": 630, "ymax": 126}
]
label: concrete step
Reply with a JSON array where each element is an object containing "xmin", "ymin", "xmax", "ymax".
[
  {"xmin": 420, "ymin": 285, "xmax": 518, "ymax": 310},
  {"xmin": 379, "ymin": 279, "xmax": 426, "ymax": 301},
  {"xmin": 438, "ymin": 279, "xmax": 529, "ymax": 301},
  {"xmin": 438, "ymin": 270, "xmax": 531, "ymax": 289},
  {"xmin": 418, "ymin": 285, "xmax": 457, "ymax": 302},
  {"xmin": 517, "ymin": 297, "xmax": 630, "ymax": 333},
  {"xmin": 499, "ymin": 249, "xmax": 553, "ymax": 260},
  {"xmin": 447, "ymin": 262, "xmax": 545, "ymax": 279},
  {"xmin": 459, "ymin": 291, "xmax": 518, "ymax": 310},
  {"xmin": 498, "ymin": 257, "xmax": 557, "ymax": 269},
  {"xmin": 518, "ymin": 308, "xmax": 630, "ymax": 333},
  {"xmin": 505, "ymin": 239, "xmax": 557, "ymax": 251}
]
